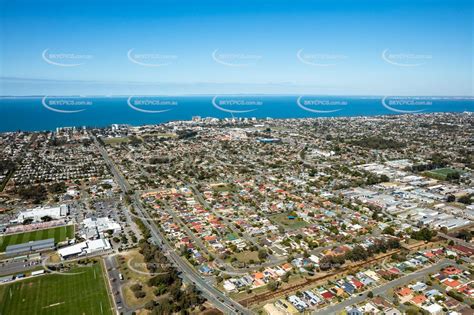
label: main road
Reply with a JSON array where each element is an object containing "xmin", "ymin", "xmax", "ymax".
[{"xmin": 93, "ymin": 135, "xmax": 251, "ymax": 315}]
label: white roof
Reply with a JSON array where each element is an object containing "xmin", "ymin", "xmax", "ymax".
[
  {"xmin": 58, "ymin": 242, "xmax": 87, "ymax": 257},
  {"xmin": 16, "ymin": 204, "xmax": 68, "ymax": 222},
  {"xmin": 83, "ymin": 217, "xmax": 121, "ymax": 233},
  {"xmin": 223, "ymin": 280, "xmax": 236, "ymax": 292},
  {"xmin": 86, "ymin": 238, "xmax": 111, "ymax": 252},
  {"xmin": 57, "ymin": 238, "xmax": 110, "ymax": 257},
  {"xmin": 423, "ymin": 303, "xmax": 443, "ymax": 313}
]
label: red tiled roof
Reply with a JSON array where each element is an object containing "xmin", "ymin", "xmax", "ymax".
[
  {"xmin": 443, "ymin": 266, "xmax": 462, "ymax": 275},
  {"xmin": 450, "ymin": 245, "xmax": 474, "ymax": 256},
  {"xmin": 254, "ymin": 272, "xmax": 264, "ymax": 279},
  {"xmin": 411, "ymin": 294, "xmax": 426, "ymax": 305},
  {"xmin": 321, "ymin": 291, "xmax": 334, "ymax": 299},
  {"xmin": 351, "ymin": 279, "xmax": 364, "ymax": 288},
  {"xmin": 397, "ymin": 287, "xmax": 412, "ymax": 297},
  {"xmin": 443, "ymin": 279, "xmax": 461, "ymax": 288},
  {"xmin": 424, "ymin": 252, "xmax": 435, "ymax": 258}
]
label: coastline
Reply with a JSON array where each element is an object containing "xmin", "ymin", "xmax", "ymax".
[{"xmin": 1, "ymin": 95, "xmax": 472, "ymax": 133}]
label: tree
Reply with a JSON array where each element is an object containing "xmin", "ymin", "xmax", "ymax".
[
  {"xmin": 144, "ymin": 301, "xmax": 156, "ymax": 310},
  {"xmin": 138, "ymin": 240, "xmax": 206, "ymax": 312},
  {"xmin": 446, "ymin": 171, "xmax": 461, "ymax": 181},
  {"xmin": 130, "ymin": 283, "xmax": 142, "ymax": 292},
  {"xmin": 411, "ymin": 227, "xmax": 437, "ymax": 242},
  {"xmin": 134, "ymin": 290, "xmax": 146, "ymax": 299},
  {"xmin": 48, "ymin": 182, "xmax": 67, "ymax": 194},
  {"xmin": 267, "ymin": 280, "xmax": 279, "ymax": 291},
  {"xmin": 22, "ymin": 218, "xmax": 34, "ymax": 225},
  {"xmin": 372, "ymin": 210, "xmax": 381, "ymax": 221},
  {"xmin": 345, "ymin": 246, "xmax": 368, "ymax": 262},
  {"xmin": 41, "ymin": 216, "xmax": 53, "ymax": 222},
  {"xmin": 447, "ymin": 290, "xmax": 464, "ymax": 302},
  {"xmin": 258, "ymin": 248, "xmax": 268, "ymax": 260},
  {"xmin": 382, "ymin": 226, "xmax": 395, "ymax": 235},
  {"xmin": 17, "ymin": 185, "xmax": 47, "ymax": 204},
  {"xmin": 406, "ymin": 309, "xmax": 419, "ymax": 315},
  {"xmin": 458, "ymin": 194, "xmax": 473, "ymax": 205},
  {"xmin": 380, "ymin": 174, "xmax": 390, "ymax": 182},
  {"xmin": 457, "ymin": 229, "xmax": 472, "ymax": 242},
  {"xmin": 367, "ymin": 291, "xmax": 374, "ymax": 298}
]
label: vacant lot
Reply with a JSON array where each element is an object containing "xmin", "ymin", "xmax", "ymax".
[
  {"xmin": 268, "ymin": 213, "xmax": 308, "ymax": 230},
  {"xmin": 0, "ymin": 262, "xmax": 113, "ymax": 315},
  {"xmin": 0, "ymin": 225, "xmax": 74, "ymax": 252},
  {"xmin": 232, "ymin": 250, "xmax": 260, "ymax": 263}
]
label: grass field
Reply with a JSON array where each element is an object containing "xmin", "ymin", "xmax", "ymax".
[
  {"xmin": 424, "ymin": 168, "xmax": 460, "ymax": 180},
  {"xmin": 0, "ymin": 225, "xmax": 74, "ymax": 252},
  {"xmin": 268, "ymin": 213, "xmax": 308, "ymax": 230},
  {"xmin": 231, "ymin": 250, "xmax": 259, "ymax": 263},
  {"xmin": 210, "ymin": 183, "xmax": 233, "ymax": 192},
  {"xmin": 0, "ymin": 263, "xmax": 113, "ymax": 315},
  {"xmin": 103, "ymin": 137, "xmax": 129, "ymax": 145}
]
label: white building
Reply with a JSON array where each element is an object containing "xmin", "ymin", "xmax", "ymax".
[
  {"xmin": 422, "ymin": 303, "xmax": 443, "ymax": 315},
  {"xmin": 223, "ymin": 280, "xmax": 237, "ymax": 292},
  {"xmin": 12, "ymin": 205, "xmax": 69, "ymax": 223},
  {"xmin": 82, "ymin": 217, "xmax": 121, "ymax": 239},
  {"xmin": 57, "ymin": 238, "xmax": 111, "ymax": 259}
]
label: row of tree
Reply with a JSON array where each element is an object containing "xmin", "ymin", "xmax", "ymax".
[{"xmin": 319, "ymin": 238, "xmax": 401, "ymax": 271}]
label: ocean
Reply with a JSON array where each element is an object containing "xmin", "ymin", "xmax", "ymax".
[{"xmin": 0, "ymin": 96, "xmax": 472, "ymax": 132}]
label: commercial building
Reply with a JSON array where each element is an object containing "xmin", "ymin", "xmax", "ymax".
[
  {"xmin": 57, "ymin": 238, "xmax": 111, "ymax": 259},
  {"xmin": 81, "ymin": 217, "xmax": 121, "ymax": 239},
  {"xmin": 12, "ymin": 205, "xmax": 69, "ymax": 223}
]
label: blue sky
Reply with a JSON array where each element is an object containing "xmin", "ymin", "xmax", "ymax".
[{"xmin": 0, "ymin": 0, "xmax": 472, "ymax": 96}]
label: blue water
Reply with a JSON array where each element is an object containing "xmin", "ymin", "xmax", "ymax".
[{"xmin": 0, "ymin": 96, "xmax": 472, "ymax": 132}]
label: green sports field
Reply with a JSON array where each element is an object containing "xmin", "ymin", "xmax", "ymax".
[
  {"xmin": 0, "ymin": 225, "xmax": 74, "ymax": 252},
  {"xmin": 0, "ymin": 263, "xmax": 113, "ymax": 315},
  {"xmin": 424, "ymin": 168, "xmax": 461, "ymax": 180}
]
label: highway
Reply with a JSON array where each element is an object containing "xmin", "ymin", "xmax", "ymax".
[{"xmin": 94, "ymin": 135, "xmax": 251, "ymax": 315}]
